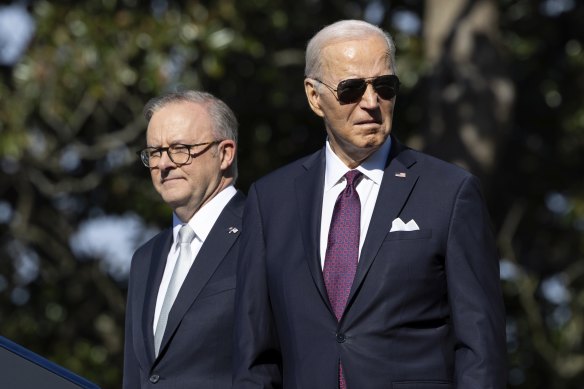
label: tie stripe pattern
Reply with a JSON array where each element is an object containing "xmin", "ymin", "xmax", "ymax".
[
  {"xmin": 323, "ymin": 170, "xmax": 362, "ymax": 389},
  {"xmin": 154, "ymin": 224, "xmax": 196, "ymax": 356}
]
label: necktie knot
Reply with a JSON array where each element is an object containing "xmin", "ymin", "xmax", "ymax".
[
  {"xmin": 178, "ymin": 224, "xmax": 196, "ymax": 246},
  {"xmin": 344, "ymin": 170, "xmax": 362, "ymax": 188}
]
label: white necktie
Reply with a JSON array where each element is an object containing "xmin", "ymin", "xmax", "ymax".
[{"xmin": 154, "ymin": 224, "xmax": 196, "ymax": 356}]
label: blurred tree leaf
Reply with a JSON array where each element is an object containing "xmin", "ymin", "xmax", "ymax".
[{"xmin": 0, "ymin": 0, "xmax": 583, "ymax": 388}]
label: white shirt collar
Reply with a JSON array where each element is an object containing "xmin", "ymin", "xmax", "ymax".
[
  {"xmin": 171, "ymin": 185, "xmax": 237, "ymax": 244},
  {"xmin": 324, "ymin": 137, "xmax": 391, "ymax": 191}
]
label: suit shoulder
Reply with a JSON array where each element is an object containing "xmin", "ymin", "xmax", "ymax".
[
  {"xmin": 406, "ymin": 148, "xmax": 474, "ymax": 181},
  {"xmin": 131, "ymin": 227, "xmax": 170, "ymax": 262},
  {"xmin": 253, "ymin": 149, "xmax": 321, "ymax": 189},
  {"xmin": 135, "ymin": 228, "xmax": 165, "ymax": 250},
  {"xmin": 222, "ymin": 190, "xmax": 246, "ymax": 218}
]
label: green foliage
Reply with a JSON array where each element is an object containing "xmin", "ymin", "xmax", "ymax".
[
  {"xmin": 0, "ymin": 0, "xmax": 583, "ymax": 388},
  {"xmin": 495, "ymin": 1, "xmax": 584, "ymax": 387}
]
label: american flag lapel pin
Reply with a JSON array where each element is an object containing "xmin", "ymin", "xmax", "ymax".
[
  {"xmin": 228, "ymin": 226, "xmax": 239, "ymax": 234},
  {"xmin": 395, "ymin": 172, "xmax": 406, "ymax": 178}
]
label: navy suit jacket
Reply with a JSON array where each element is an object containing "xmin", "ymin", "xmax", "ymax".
[
  {"xmin": 124, "ymin": 191, "xmax": 245, "ymax": 388},
  {"xmin": 233, "ymin": 139, "xmax": 506, "ymax": 389}
]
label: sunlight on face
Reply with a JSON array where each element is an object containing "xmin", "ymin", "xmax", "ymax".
[
  {"xmin": 308, "ymin": 34, "xmax": 396, "ymax": 167},
  {"xmin": 147, "ymin": 102, "xmax": 223, "ymax": 221}
]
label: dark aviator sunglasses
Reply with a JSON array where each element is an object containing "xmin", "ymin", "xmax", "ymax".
[{"xmin": 313, "ymin": 74, "xmax": 400, "ymax": 104}]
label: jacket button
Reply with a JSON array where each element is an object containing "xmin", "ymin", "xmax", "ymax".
[
  {"xmin": 336, "ymin": 333, "xmax": 346, "ymax": 343},
  {"xmin": 149, "ymin": 374, "xmax": 160, "ymax": 383}
]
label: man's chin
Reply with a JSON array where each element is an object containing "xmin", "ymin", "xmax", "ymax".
[
  {"xmin": 357, "ymin": 134, "xmax": 389, "ymax": 150},
  {"xmin": 159, "ymin": 191, "xmax": 188, "ymax": 209}
]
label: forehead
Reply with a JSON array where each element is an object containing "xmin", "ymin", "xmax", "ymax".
[
  {"xmin": 321, "ymin": 35, "xmax": 392, "ymax": 78},
  {"xmin": 146, "ymin": 101, "xmax": 212, "ymax": 142}
]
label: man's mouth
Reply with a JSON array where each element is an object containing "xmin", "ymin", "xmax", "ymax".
[
  {"xmin": 355, "ymin": 118, "xmax": 381, "ymax": 125},
  {"xmin": 161, "ymin": 176, "xmax": 182, "ymax": 184}
]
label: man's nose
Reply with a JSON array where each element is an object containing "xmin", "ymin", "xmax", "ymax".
[
  {"xmin": 156, "ymin": 150, "xmax": 176, "ymax": 170},
  {"xmin": 359, "ymin": 83, "xmax": 379, "ymax": 108}
]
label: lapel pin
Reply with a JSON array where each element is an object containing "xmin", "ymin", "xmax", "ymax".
[
  {"xmin": 228, "ymin": 227, "xmax": 239, "ymax": 234},
  {"xmin": 395, "ymin": 172, "xmax": 406, "ymax": 178}
]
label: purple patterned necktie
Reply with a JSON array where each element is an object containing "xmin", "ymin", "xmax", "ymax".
[{"xmin": 323, "ymin": 170, "xmax": 362, "ymax": 389}]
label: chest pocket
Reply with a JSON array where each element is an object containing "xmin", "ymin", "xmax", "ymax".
[{"xmin": 385, "ymin": 229, "xmax": 432, "ymax": 241}]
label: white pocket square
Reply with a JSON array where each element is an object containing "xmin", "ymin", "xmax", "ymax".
[{"xmin": 390, "ymin": 217, "xmax": 420, "ymax": 232}]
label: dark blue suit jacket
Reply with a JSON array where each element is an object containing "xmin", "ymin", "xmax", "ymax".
[
  {"xmin": 233, "ymin": 139, "xmax": 506, "ymax": 388},
  {"xmin": 124, "ymin": 191, "xmax": 245, "ymax": 388}
]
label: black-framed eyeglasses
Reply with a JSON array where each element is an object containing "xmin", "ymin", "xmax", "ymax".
[
  {"xmin": 137, "ymin": 140, "xmax": 223, "ymax": 168},
  {"xmin": 313, "ymin": 74, "xmax": 400, "ymax": 104}
]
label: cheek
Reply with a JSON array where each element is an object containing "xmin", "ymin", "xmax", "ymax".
[
  {"xmin": 326, "ymin": 105, "xmax": 354, "ymax": 125},
  {"xmin": 383, "ymin": 100, "xmax": 396, "ymax": 117},
  {"xmin": 149, "ymin": 169, "xmax": 159, "ymax": 182}
]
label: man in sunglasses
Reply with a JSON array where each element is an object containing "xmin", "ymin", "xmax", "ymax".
[
  {"xmin": 233, "ymin": 19, "xmax": 506, "ymax": 389},
  {"xmin": 124, "ymin": 90, "xmax": 244, "ymax": 388}
]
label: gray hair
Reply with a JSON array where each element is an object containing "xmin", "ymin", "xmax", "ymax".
[
  {"xmin": 143, "ymin": 90, "xmax": 239, "ymax": 179},
  {"xmin": 143, "ymin": 90, "xmax": 238, "ymax": 144},
  {"xmin": 305, "ymin": 20, "xmax": 397, "ymax": 79}
]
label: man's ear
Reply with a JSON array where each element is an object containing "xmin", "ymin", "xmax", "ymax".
[
  {"xmin": 304, "ymin": 78, "xmax": 325, "ymax": 118},
  {"xmin": 218, "ymin": 139, "xmax": 236, "ymax": 171}
]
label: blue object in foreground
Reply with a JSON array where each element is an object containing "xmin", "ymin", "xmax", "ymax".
[{"xmin": 0, "ymin": 336, "xmax": 100, "ymax": 388}]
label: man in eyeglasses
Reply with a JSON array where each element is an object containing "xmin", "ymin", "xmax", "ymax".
[
  {"xmin": 233, "ymin": 19, "xmax": 506, "ymax": 388},
  {"xmin": 124, "ymin": 90, "xmax": 244, "ymax": 388}
]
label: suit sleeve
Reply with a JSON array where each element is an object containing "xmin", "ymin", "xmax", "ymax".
[
  {"xmin": 446, "ymin": 175, "xmax": 507, "ymax": 388},
  {"xmin": 123, "ymin": 260, "xmax": 140, "ymax": 388},
  {"xmin": 233, "ymin": 184, "xmax": 283, "ymax": 388}
]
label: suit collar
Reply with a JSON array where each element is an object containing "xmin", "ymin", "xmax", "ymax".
[
  {"xmin": 345, "ymin": 137, "xmax": 419, "ymax": 311},
  {"xmin": 134, "ymin": 229, "xmax": 172, "ymax": 366},
  {"xmin": 155, "ymin": 191, "xmax": 244, "ymax": 360},
  {"xmin": 324, "ymin": 138, "xmax": 390, "ymax": 189},
  {"xmin": 294, "ymin": 139, "xmax": 419, "ymax": 321},
  {"xmin": 171, "ymin": 185, "xmax": 238, "ymax": 242},
  {"xmin": 295, "ymin": 150, "xmax": 333, "ymax": 311}
]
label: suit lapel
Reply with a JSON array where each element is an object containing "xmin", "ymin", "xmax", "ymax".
[
  {"xmin": 134, "ymin": 229, "xmax": 172, "ymax": 366},
  {"xmin": 157, "ymin": 191, "xmax": 245, "ymax": 357},
  {"xmin": 346, "ymin": 139, "xmax": 419, "ymax": 308},
  {"xmin": 294, "ymin": 150, "xmax": 332, "ymax": 310}
]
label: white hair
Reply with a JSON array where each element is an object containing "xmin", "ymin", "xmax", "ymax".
[{"xmin": 305, "ymin": 19, "xmax": 397, "ymax": 79}]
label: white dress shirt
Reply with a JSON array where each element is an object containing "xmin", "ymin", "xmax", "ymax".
[
  {"xmin": 319, "ymin": 138, "xmax": 391, "ymax": 268},
  {"xmin": 153, "ymin": 185, "xmax": 237, "ymax": 334}
]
